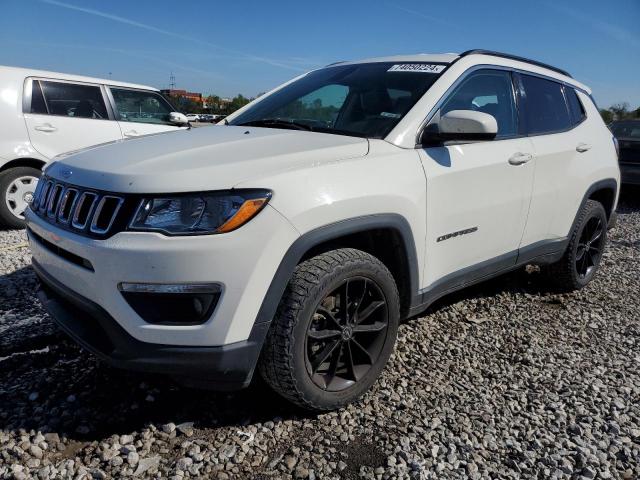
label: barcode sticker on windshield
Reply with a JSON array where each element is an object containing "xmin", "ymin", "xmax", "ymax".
[{"xmin": 388, "ymin": 64, "xmax": 446, "ymax": 73}]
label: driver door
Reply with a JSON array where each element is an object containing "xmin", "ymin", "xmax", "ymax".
[{"xmin": 418, "ymin": 69, "xmax": 535, "ymax": 288}]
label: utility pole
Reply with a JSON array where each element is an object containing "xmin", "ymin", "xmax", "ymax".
[{"xmin": 169, "ymin": 72, "xmax": 176, "ymax": 90}]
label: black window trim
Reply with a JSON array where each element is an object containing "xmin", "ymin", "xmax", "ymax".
[
  {"xmin": 106, "ymin": 85, "xmax": 178, "ymax": 126},
  {"xmin": 22, "ymin": 77, "xmax": 115, "ymax": 121},
  {"xmin": 415, "ymin": 64, "xmax": 591, "ymax": 147}
]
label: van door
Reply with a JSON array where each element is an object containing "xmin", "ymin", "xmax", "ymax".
[
  {"xmin": 23, "ymin": 79, "xmax": 123, "ymax": 159},
  {"xmin": 107, "ymin": 87, "xmax": 182, "ymax": 138},
  {"xmin": 418, "ymin": 69, "xmax": 535, "ymax": 289}
]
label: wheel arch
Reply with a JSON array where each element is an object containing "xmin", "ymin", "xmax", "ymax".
[
  {"xmin": 0, "ymin": 158, "xmax": 46, "ymax": 174},
  {"xmin": 566, "ymin": 178, "xmax": 618, "ymax": 237},
  {"xmin": 254, "ymin": 214, "xmax": 420, "ymax": 326}
]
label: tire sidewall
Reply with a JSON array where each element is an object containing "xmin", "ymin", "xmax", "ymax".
[
  {"xmin": 0, "ymin": 167, "xmax": 42, "ymax": 229},
  {"xmin": 289, "ymin": 262, "xmax": 399, "ymax": 409},
  {"xmin": 570, "ymin": 202, "xmax": 607, "ymax": 287}
]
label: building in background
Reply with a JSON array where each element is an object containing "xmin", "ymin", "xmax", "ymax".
[{"xmin": 160, "ymin": 89, "xmax": 204, "ymax": 112}]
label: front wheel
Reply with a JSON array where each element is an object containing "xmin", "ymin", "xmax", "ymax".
[
  {"xmin": 259, "ymin": 248, "xmax": 400, "ymax": 411},
  {"xmin": 0, "ymin": 167, "xmax": 42, "ymax": 229}
]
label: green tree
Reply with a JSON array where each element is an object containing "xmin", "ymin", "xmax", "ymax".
[
  {"xmin": 610, "ymin": 102, "xmax": 630, "ymax": 120},
  {"xmin": 600, "ymin": 109, "xmax": 614, "ymax": 124}
]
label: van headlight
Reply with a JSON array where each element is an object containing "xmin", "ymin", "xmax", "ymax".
[{"xmin": 128, "ymin": 190, "xmax": 271, "ymax": 235}]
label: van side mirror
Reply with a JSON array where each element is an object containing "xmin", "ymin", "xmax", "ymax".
[
  {"xmin": 421, "ymin": 110, "xmax": 498, "ymax": 146},
  {"xmin": 169, "ymin": 112, "xmax": 189, "ymax": 126}
]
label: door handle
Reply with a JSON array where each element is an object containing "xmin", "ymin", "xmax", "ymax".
[
  {"xmin": 576, "ymin": 143, "xmax": 592, "ymax": 153},
  {"xmin": 34, "ymin": 124, "xmax": 57, "ymax": 133},
  {"xmin": 124, "ymin": 130, "xmax": 140, "ymax": 138},
  {"xmin": 508, "ymin": 152, "xmax": 533, "ymax": 166}
]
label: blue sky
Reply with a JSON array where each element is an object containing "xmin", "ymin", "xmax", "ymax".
[{"xmin": 1, "ymin": 0, "xmax": 638, "ymax": 108}]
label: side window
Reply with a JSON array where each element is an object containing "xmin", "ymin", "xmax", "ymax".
[
  {"xmin": 110, "ymin": 88, "xmax": 175, "ymax": 125},
  {"xmin": 521, "ymin": 75, "xmax": 571, "ymax": 134},
  {"xmin": 566, "ymin": 87, "xmax": 586, "ymax": 125},
  {"xmin": 39, "ymin": 81, "xmax": 108, "ymax": 119},
  {"xmin": 30, "ymin": 81, "xmax": 48, "ymax": 114},
  {"xmin": 439, "ymin": 70, "xmax": 518, "ymax": 138}
]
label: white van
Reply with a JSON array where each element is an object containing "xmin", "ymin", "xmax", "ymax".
[{"xmin": 0, "ymin": 66, "xmax": 188, "ymax": 227}]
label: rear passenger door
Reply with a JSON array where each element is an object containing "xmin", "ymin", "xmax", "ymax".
[
  {"xmin": 517, "ymin": 74, "xmax": 593, "ymax": 247},
  {"xmin": 107, "ymin": 87, "xmax": 182, "ymax": 138},
  {"xmin": 23, "ymin": 79, "xmax": 123, "ymax": 159}
]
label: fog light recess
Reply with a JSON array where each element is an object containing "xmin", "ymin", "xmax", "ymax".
[{"xmin": 118, "ymin": 283, "xmax": 222, "ymax": 325}]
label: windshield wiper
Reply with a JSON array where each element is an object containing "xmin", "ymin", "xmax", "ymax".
[{"xmin": 237, "ymin": 119, "xmax": 313, "ymax": 131}]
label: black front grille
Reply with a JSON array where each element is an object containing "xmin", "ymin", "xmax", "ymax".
[{"xmin": 31, "ymin": 176, "xmax": 135, "ymax": 238}]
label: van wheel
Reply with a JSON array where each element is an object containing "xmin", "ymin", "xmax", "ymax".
[
  {"xmin": 546, "ymin": 200, "xmax": 608, "ymax": 291},
  {"xmin": 259, "ymin": 248, "xmax": 400, "ymax": 411},
  {"xmin": 0, "ymin": 167, "xmax": 42, "ymax": 229}
]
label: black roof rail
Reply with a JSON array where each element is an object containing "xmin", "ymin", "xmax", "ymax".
[{"xmin": 459, "ymin": 49, "xmax": 572, "ymax": 78}]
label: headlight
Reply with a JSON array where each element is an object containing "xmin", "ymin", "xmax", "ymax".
[{"xmin": 129, "ymin": 190, "xmax": 271, "ymax": 235}]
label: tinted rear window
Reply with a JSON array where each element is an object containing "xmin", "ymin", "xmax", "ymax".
[
  {"xmin": 521, "ymin": 75, "xmax": 571, "ymax": 134},
  {"xmin": 39, "ymin": 81, "xmax": 108, "ymax": 119}
]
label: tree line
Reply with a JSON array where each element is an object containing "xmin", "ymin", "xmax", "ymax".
[
  {"xmin": 170, "ymin": 92, "xmax": 640, "ymax": 123},
  {"xmin": 599, "ymin": 102, "xmax": 640, "ymax": 124},
  {"xmin": 165, "ymin": 93, "xmax": 254, "ymax": 115}
]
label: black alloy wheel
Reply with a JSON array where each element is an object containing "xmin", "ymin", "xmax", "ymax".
[
  {"xmin": 575, "ymin": 215, "xmax": 605, "ymax": 279},
  {"xmin": 259, "ymin": 248, "xmax": 400, "ymax": 411},
  {"xmin": 305, "ymin": 277, "xmax": 389, "ymax": 392}
]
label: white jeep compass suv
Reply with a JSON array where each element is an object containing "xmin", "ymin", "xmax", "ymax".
[
  {"xmin": 26, "ymin": 50, "xmax": 620, "ymax": 410},
  {"xmin": 0, "ymin": 65, "xmax": 188, "ymax": 228}
]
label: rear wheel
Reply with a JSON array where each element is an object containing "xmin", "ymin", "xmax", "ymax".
[
  {"xmin": 0, "ymin": 167, "xmax": 41, "ymax": 229},
  {"xmin": 259, "ymin": 248, "xmax": 400, "ymax": 411},
  {"xmin": 546, "ymin": 199, "xmax": 608, "ymax": 291}
]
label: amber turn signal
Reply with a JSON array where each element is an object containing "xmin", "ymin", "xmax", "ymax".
[{"xmin": 216, "ymin": 198, "xmax": 269, "ymax": 233}]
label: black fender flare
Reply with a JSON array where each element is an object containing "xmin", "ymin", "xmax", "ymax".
[
  {"xmin": 567, "ymin": 178, "xmax": 618, "ymax": 236},
  {"xmin": 253, "ymin": 213, "xmax": 420, "ymax": 326}
]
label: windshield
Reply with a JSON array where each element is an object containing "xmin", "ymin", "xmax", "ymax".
[
  {"xmin": 611, "ymin": 122, "xmax": 640, "ymax": 140},
  {"xmin": 229, "ymin": 62, "xmax": 446, "ymax": 138}
]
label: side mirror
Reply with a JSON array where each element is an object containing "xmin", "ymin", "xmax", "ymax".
[
  {"xmin": 168, "ymin": 112, "xmax": 189, "ymax": 126},
  {"xmin": 421, "ymin": 110, "xmax": 498, "ymax": 145}
]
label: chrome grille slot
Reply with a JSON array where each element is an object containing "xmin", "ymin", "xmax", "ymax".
[
  {"xmin": 32, "ymin": 176, "xmax": 126, "ymax": 237},
  {"xmin": 38, "ymin": 180, "xmax": 54, "ymax": 213},
  {"xmin": 57, "ymin": 188, "xmax": 78, "ymax": 224},
  {"xmin": 46, "ymin": 184, "xmax": 64, "ymax": 218},
  {"xmin": 90, "ymin": 196, "xmax": 124, "ymax": 234},
  {"xmin": 71, "ymin": 192, "xmax": 98, "ymax": 230},
  {"xmin": 31, "ymin": 179, "xmax": 46, "ymax": 210}
]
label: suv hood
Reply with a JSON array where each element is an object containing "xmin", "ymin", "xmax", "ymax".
[{"xmin": 45, "ymin": 126, "xmax": 369, "ymax": 193}]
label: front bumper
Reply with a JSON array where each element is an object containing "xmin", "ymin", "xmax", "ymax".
[
  {"xmin": 620, "ymin": 163, "xmax": 640, "ymax": 186},
  {"xmin": 34, "ymin": 260, "xmax": 268, "ymax": 390},
  {"xmin": 25, "ymin": 205, "xmax": 299, "ymax": 346}
]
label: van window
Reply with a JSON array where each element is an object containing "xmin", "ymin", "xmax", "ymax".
[
  {"xmin": 110, "ymin": 88, "xmax": 175, "ymax": 125},
  {"xmin": 30, "ymin": 81, "xmax": 47, "ymax": 114},
  {"xmin": 39, "ymin": 81, "xmax": 108, "ymax": 119},
  {"xmin": 521, "ymin": 75, "xmax": 571, "ymax": 134},
  {"xmin": 440, "ymin": 70, "xmax": 518, "ymax": 138},
  {"xmin": 566, "ymin": 87, "xmax": 586, "ymax": 125}
]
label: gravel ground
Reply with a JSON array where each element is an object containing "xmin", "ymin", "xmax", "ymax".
[{"xmin": 0, "ymin": 189, "xmax": 638, "ymax": 480}]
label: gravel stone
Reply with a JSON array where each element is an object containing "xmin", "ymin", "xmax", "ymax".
[{"xmin": 1, "ymin": 191, "xmax": 639, "ymax": 479}]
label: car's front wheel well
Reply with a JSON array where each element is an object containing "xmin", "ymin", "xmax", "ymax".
[
  {"xmin": 0, "ymin": 158, "xmax": 46, "ymax": 174},
  {"xmin": 300, "ymin": 228, "xmax": 413, "ymax": 318}
]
